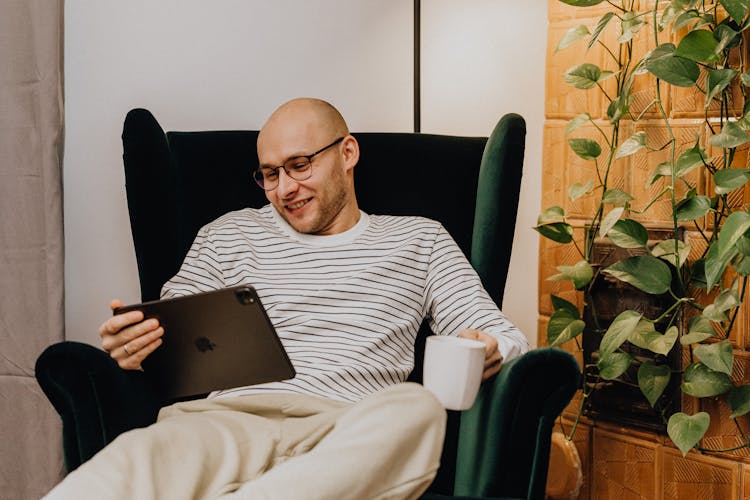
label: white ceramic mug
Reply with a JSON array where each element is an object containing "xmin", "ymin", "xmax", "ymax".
[{"xmin": 423, "ymin": 335, "xmax": 486, "ymax": 410}]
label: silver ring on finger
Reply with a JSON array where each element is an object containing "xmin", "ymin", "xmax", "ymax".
[{"xmin": 123, "ymin": 343, "xmax": 132, "ymax": 356}]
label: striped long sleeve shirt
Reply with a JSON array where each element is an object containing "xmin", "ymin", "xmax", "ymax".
[{"xmin": 162, "ymin": 204, "xmax": 528, "ymax": 403}]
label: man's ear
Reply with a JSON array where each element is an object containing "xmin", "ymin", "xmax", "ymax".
[{"xmin": 341, "ymin": 135, "xmax": 359, "ymax": 172}]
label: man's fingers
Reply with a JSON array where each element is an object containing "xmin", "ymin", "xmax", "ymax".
[
  {"xmin": 484, "ymin": 349, "xmax": 502, "ymax": 368},
  {"xmin": 482, "ymin": 349, "xmax": 503, "ymax": 380},
  {"xmin": 121, "ymin": 326, "xmax": 164, "ymax": 355},
  {"xmin": 120, "ymin": 336, "xmax": 164, "ymax": 371},
  {"xmin": 100, "ymin": 311, "xmax": 159, "ymax": 353},
  {"xmin": 99, "ymin": 310, "xmax": 146, "ymax": 338},
  {"xmin": 482, "ymin": 359, "xmax": 503, "ymax": 381},
  {"xmin": 109, "ymin": 299, "xmax": 126, "ymax": 311}
]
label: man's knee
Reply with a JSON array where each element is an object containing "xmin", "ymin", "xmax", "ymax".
[{"xmin": 382, "ymin": 383, "xmax": 447, "ymax": 434}]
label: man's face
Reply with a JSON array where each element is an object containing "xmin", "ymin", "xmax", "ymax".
[{"xmin": 258, "ymin": 128, "xmax": 353, "ymax": 235}]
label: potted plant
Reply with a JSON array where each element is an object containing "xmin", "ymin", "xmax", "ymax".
[{"xmin": 537, "ymin": 0, "xmax": 750, "ymax": 456}]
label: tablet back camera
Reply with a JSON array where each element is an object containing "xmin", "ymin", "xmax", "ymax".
[{"xmin": 236, "ymin": 288, "xmax": 255, "ymax": 305}]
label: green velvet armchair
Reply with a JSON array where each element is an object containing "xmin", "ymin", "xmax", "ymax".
[{"xmin": 36, "ymin": 109, "xmax": 580, "ymax": 499}]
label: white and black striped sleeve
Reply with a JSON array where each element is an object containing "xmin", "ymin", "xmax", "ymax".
[{"xmin": 424, "ymin": 225, "xmax": 528, "ymax": 362}]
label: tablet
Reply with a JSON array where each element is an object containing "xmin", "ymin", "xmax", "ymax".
[{"xmin": 114, "ymin": 285, "xmax": 295, "ymax": 400}]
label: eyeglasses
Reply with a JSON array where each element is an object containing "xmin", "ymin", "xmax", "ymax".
[{"xmin": 253, "ymin": 137, "xmax": 345, "ymax": 190}]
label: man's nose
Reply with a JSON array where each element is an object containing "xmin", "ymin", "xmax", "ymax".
[{"xmin": 276, "ymin": 168, "xmax": 299, "ymax": 197}]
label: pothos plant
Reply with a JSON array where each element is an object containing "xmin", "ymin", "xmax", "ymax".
[{"xmin": 537, "ymin": 0, "xmax": 750, "ymax": 456}]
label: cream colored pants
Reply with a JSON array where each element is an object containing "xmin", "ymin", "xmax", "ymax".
[{"xmin": 44, "ymin": 383, "xmax": 446, "ymax": 500}]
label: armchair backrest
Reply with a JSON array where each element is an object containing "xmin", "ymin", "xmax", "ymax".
[
  {"xmin": 122, "ymin": 108, "xmax": 525, "ymax": 305},
  {"xmin": 121, "ymin": 108, "xmax": 526, "ymax": 494}
]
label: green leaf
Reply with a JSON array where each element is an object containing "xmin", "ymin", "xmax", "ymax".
[
  {"xmin": 706, "ymin": 69, "xmax": 737, "ymax": 109},
  {"xmin": 603, "ymin": 255, "xmax": 673, "ymax": 294},
  {"xmin": 534, "ymin": 222, "xmax": 574, "ymax": 244},
  {"xmin": 607, "ymin": 92, "xmax": 631, "ymax": 124},
  {"xmin": 601, "ymin": 189, "xmax": 633, "ymax": 205},
  {"xmin": 694, "ymin": 340, "xmax": 734, "ymax": 376},
  {"xmin": 729, "ymin": 385, "xmax": 750, "ymax": 418},
  {"xmin": 599, "ymin": 207, "xmax": 625, "ymax": 238},
  {"xmin": 714, "ymin": 24, "xmax": 741, "ymax": 53},
  {"xmin": 674, "ymin": 144, "xmax": 706, "ymax": 178},
  {"xmin": 608, "ymin": 219, "xmax": 649, "ymax": 249},
  {"xmin": 565, "ymin": 113, "xmax": 592, "ymax": 135},
  {"xmin": 568, "ymin": 179, "xmax": 595, "ymax": 201},
  {"xmin": 660, "ymin": 5, "xmax": 681, "ymax": 29},
  {"xmin": 709, "ymin": 122, "xmax": 750, "ymax": 150},
  {"xmin": 714, "ymin": 168, "xmax": 750, "ymax": 195},
  {"xmin": 632, "ymin": 325, "xmax": 679, "ymax": 355},
  {"xmin": 643, "ymin": 43, "xmax": 700, "ymax": 87},
  {"xmin": 643, "ymin": 43, "xmax": 677, "ymax": 64},
  {"xmin": 628, "ymin": 319, "xmax": 657, "ymax": 349},
  {"xmin": 705, "ymin": 211, "xmax": 750, "ymax": 289},
  {"xmin": 549, "ymin": 260, "xmax": 594, "ymax": 290},
  {"xmin": 681, "ymin": 316, "xmax": 717, "ymax": 345},
  {"xmin": 737, "ymin": 234, "xmax": 750, "ymax": 256},
  {"xmin": 619, "ymin": 11, "xmax": 645, "ymax": 43},
  {"xmin": 667, "ymin": 412, "xmax": 710, "ymax": 456},
  {"xmin": 638, "ymin": 362, "xmax": 671, "ymax": 407},
  {"xmin": 615, "ymin": 132, "xmax": 647, "ymax": 159},
  {"xmin": 557, "ymin": 25, "xmax": 590, "ymax": 51},
  {"xmin": 714, "ymin": 212, "xmax": 750, "ymax": 261},
  {"xmin": 702, "ymin": 304, "xmax": 729, "ymax": 322},
  {"xmin": 705, "ymin": 243, "xmax": 739, "ymax": 291},
  {"xmin": 682, "ymin": 362, "xmax": 734, "ymax": 397},
  {"xmin": 681, "ymin": 330, "xmax": 716, "ymax": 345},
  {"xmin": 568, "ymin": 138, "xmax": 602, "ymax": 160},
  {"xmin": 600, "ymin": 310, "xmax": 642, "ymax": 358},
  {"xmin": 551, "ymin": 295, "xmax": 580, "ymax": 318},
  {"xmin": 547, "ymin": 311, "xmax": 586, "ymax": 347},
  {"xmin": 647, "ymin": 326, "xmax": 679, "ymax": 356},
  {"xmin": 733, "ymin": 253, "xmax": 750, "ymax": 276},
  {"xmin": 674, "ymin": 29, "xmax": 721, "ymax": 63},
  {"xmin": 559, "ymin": 0, "xmax": 605, "ymax": 5},
  {"xmin": 675, "ymin": 195, "xmax": 711, "ymax": 222},
  {"xmin": 647, "ymin": 162, "xmax": 674, "ymax": 187},
  {"xmin": 674, "ymin": 10, "xmax": 701, "ymax": 30},
  {"xmin": 714, "ymin": 287, "xmax": 741, "ymax": 312},
  {"xmin": 741, "ymin": 71, "xmax": 750, "ymax": 87},
  {"xmin": 589, "ymin": 12, "xmax": 615, "ymax": 50},
  {"xmin": 537, "ymin": 206, "xmax": 565, "ymax": 225},
  {"xmin": 598, "ymin": 352, "xmax": 633, "ymax": 380},
  {"xmin": 718, "ymin": 0, "xmax": 750, "ymax": 25},
  {"xmin": 564, "ymin": 63, "xmax": 604, "ymax": 90}
]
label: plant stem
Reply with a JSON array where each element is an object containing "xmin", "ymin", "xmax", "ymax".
[{"xmin": 725, "ymin": 276, "xmax": 748, "ymax": 340}]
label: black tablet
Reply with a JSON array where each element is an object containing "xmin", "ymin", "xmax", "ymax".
[{"xmin": 114, "ymin": 285, "xmax": 295, "ymax": 400}]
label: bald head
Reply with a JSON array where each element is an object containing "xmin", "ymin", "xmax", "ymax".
[{"xmin": 258, "ymin": 98, "xmax": 349, "ymax": 154}]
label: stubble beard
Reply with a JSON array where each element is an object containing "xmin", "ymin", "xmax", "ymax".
[{"xmin": 286, "ymin": 187, "xmax": 349, "ymax": 235}]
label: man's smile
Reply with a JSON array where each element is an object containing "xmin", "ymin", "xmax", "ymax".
[{"xmin": 285, "ymin": 198, "xmax": 312, "ymax": 212}]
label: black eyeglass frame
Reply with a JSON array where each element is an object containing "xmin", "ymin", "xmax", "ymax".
[{"xmin": 253, "ymin": 136, "xmax": 345, "ymax": 190}]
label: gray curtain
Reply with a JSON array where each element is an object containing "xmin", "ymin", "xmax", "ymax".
[{"xmin": 0, "ymin": 0, "xmax": 65, "ymax": 497}]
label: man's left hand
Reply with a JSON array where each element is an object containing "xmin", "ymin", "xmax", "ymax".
[{"xmin": 459, "ymin": 329, "xmax": 503, "ymax": 381}]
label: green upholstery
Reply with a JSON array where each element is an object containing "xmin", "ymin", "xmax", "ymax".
[
  {"xmin": 455, "ymin": 348, "xmax": 580, "ymax": 499},
  {"xmin": 36, "ymin": 108, "xmax": 580, "ymax": 499}
]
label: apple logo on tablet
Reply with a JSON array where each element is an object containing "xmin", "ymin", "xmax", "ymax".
[{"xmin": 195, "ymin": 336, "xmax": 217, "ymax": 352}]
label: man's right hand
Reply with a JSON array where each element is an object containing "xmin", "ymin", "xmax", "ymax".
[{"xmin": 99, "ymin": 299, "xmax": 164, "ymax": 370}]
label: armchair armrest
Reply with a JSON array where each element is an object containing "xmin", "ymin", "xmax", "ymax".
[
  {"xmin": 454, "ymin": 348, "xmax": 580, "ymax": 500},
  {"xmin": 35, "ymin": 341, "xmax": 161, "ymax": 471}
]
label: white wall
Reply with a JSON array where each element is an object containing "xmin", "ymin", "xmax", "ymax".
[
  {"xmin": 422, "ymin": 1, "xmax": 546, "ymax": 345},
  {"xmin": 64, "ymin": 0, "xmax": 544, "ymax": 348}
]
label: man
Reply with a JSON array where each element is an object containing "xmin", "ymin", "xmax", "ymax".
[{"xmin": 46, "ymin": 98, "xmax": 528, "ymax": 499}]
